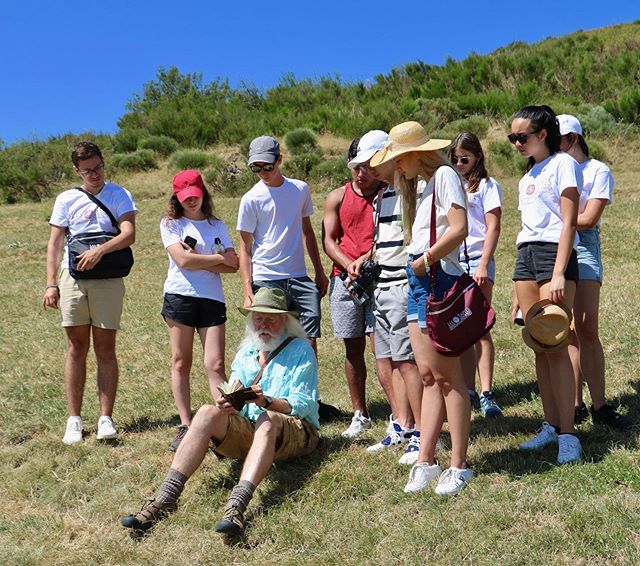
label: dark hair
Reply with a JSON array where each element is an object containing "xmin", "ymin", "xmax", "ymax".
[
  {"xmin": 577, "ymin": 135, "xmax": 590, "ymax": 157},
  {"xmin": 163, "ymin": 185, "xmax": 217, "ymax": 222},
  {"xmin": 71, "ymin": 141, "xmax": 103, "ymax": 166},
  {"xmin": 347, "ymin": 137, "xmax": 360, "ymax": 161},
  {"xmin": 448, "ymin": 132, "xmax": 488, "ymax": 193},
  {"xmin": 513, "ymin": 105, "xmax": 560, "ymax": 170}
]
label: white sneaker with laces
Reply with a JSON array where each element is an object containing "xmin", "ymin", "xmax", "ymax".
[
  {"xmin": 434, "ymin": 466, "xmax": 474, "ymax": 496},
  {"xmin": 519, "ymin": 421, "xmax": 558, "ymax": 450},
  {"xmin": 341, "ymin": 410, "xmax": 372, "ymax": 438},
  {"xmin": 403, "ymin": 461, "xmax": 442, "ymax": 493},
  {"xmin": 398, "ymin": 431, "xmax": 421, "ymax": 465},
  {"xmin": 97, "ymin": 416, "xmax": 118, "ymax": 440},
  {"xmin": 367, "ymin": 416, "xmax": 413, "ymax": 452},
  {"xmin": 557, "ymin": 434, "xmax": 581, "ymax": 464},
  {"xmin": 63, "ymin": 416, "xmax": 84, "ymax": 445}
]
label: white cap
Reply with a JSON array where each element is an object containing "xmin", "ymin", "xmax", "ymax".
[
  {"xmin": 348, "ymin": 130, "xmax": 389, "ymax": 169},
  {"xmin": 557, "ymin": 114, "xmax": 583, "ymax": 136}
]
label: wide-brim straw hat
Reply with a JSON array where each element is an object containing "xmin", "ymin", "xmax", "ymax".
[
  {"xmin": 521, "ymin": 299, "xmax": 573, "ymax": 353},
  {"xmin": 369, "ymin": 121, "xmax": 450, "ymax": 168},
  {"xmin": 238, "ymin": 287, "xmax": 299, "ymax": 317}
]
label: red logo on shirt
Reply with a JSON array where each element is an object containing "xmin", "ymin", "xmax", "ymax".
[{"xmin": 526, "ymin": 184, "xmax": 535, "ymax": 195}]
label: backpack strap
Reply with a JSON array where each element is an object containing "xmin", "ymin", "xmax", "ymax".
[{"xmin": 75, "ymin": 187, "xmax": 120, "ymax": 232}]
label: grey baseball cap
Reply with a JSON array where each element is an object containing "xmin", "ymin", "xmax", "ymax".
[{"xmin": 248, "ymin": 136, "xmax": 280, "ymax": 165}]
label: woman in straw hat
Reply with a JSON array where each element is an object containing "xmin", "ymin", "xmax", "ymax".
[
  {"xmin": 508, "ymin": 105, "xmax": 582, "ymax": 464},
  {"xmin": 370, "ymin": 121, "xmax": 473, "ymax": 496}
]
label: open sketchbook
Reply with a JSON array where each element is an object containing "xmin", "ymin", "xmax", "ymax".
[{"xmin": 217, "ymin": 379, "xmax": 258, "ymax": 411}]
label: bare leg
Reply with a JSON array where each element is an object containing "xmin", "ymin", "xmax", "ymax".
[
  {"xmin": 64, "ymin": 325, "xmax": 91, "ymax": 416},
  {"xmin": 92, "ymin": 326, "xmax": 118, "ymax": 417},
  {"xmin": 568, "ymin": 331, "xmax": 584, "ymax": 407},
  {"xmin": 166, "ymin": 319, "xmax": 195, "ymax": 426},
  {"xmin": 198, "ymin": 323, "xmax": 227, "ymax": 403},
  {"xmin": 475, "ymin": 281, "xmax": 495, "ymax": 393},
  {"xmin": 460, "ymin": 347, "xmax": 477, "ymax": 392},
  {"xmin": 396, "ymin": 360, "xmax": 422, "ymax": 429},
  {"xmin": 239, "ymin": 412, "xmax": 285, "ymax": 485},
  {"xmin": 344, "ymin": 336, "xmax": 368, "ymax": 416}
]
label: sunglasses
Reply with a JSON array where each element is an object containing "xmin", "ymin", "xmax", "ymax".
[
  {"xmin": 508, "ymin": 131, "xmax": 538, "ymax": 145},
  {"xmin": 451, "ymin": 156, "xmax": 470, "ymax": 165},
  {"xmin": 249, "ymin": 163, "xmax": 276, "ymax": 173}
]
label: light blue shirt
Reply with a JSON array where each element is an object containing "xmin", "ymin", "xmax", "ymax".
[{"xmin": 231, "ymin": 336, "xmax": 320, "ymax": 429}]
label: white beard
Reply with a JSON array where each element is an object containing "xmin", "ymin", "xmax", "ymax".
[{"xmin": 240, "ymin": 326, "xmax": 284, "ymax": 353}]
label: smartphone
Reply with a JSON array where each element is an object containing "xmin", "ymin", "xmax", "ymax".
[
  {"xmin": 183, "ymin": 236, "xmax": 197, "ymax": 250},
  {"xmin": 514, "ymin": 308, "xmax": 525, "ymax": 326}
]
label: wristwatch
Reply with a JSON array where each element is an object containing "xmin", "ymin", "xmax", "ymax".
[{"xmin": 262, "ymin": 395, "xmax": 273, "ymax": 409}]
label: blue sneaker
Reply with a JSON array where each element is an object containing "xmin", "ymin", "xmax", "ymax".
[
  {"xmin": 367, "ymin": 416, "xmax": 413, "ymax": 452},
  {"xmin": 480, "ymin": 391, "xmax": 502, "ymax": 418},
  {"xmin": 398, "ymin": 431, "xmax": 420, "ymax": 465}
]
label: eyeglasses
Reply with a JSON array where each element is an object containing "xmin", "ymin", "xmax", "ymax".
[
  {"xmin": 249, "ymin": 163, "xmax": 276, "ymax": 173},
  {"xmin": 78, "ymin": 163, "xmax": 104, "ymax": 176},
  {"xmin": 508, "ymin": 131, "xmax": 538, "ymax": 145},
  {"xmin": 451, "ymin": 156, "xmax": 470, "ymax": 165}
]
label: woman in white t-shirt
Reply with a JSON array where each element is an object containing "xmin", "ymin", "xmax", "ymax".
[
  {"xmin": 160, "ymin": 170, "xmax": 239, "ymax": 450},
  {"xmin": 557, "ymin": 115, "xmax": 630, "ymax": 430},
  {"xmin": 370, "ymin": 121, "xmax": 472, "ymax": 497},
  {"xmin": 509, "ymin": 105, "xmax": 582, "ymax": 464},
  {"xmin": 448, "ymin": 132, "xmax": 503, "ymax": 419}
]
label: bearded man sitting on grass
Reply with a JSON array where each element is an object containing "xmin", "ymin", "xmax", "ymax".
[{"xmin": 120, "ymin": 287, "xmax": 319, "ymax": 539}]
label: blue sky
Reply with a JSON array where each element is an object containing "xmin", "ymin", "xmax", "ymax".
[{"xmin": 1, "ymin": 1, "xmax": 638, "ymax": 145}]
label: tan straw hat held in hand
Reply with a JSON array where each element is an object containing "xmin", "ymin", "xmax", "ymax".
[
  {"xmin": 238, "ymin": 287, "xmax": 299, "ymax": 317},
  {"xmin": 369, "ymin": 121, "xmax": 451, "ymax": 168},
  {"xmin": 521, "ymin": 299, "xmax": 573, "ymax": 353}
]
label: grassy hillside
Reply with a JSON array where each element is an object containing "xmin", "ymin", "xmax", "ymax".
[{"xmin": 1, "ymin": 130, "xmax": 639, "ymax": 564}]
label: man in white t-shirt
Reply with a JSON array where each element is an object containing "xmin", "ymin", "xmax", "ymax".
[{"xmin": 42, "ymin": 142, "xmax": 137, "ymax": 445}]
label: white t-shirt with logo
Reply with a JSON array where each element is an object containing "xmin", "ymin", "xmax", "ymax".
[
  {"xmin": 516, "ymin": 152, "xmax": 582, "ymax": 247},
  {"xmin": 160, "ymin": 217, "xmax": 233, "ymax": 302},
  {"xmin": 579, "ymin": 159, "xmax": 613, "ymax": 227},
  {"xmin": 49, "ymin": 183, "xmax": 138, "ymax": 267},
  {"xmin": 459, "ymin": 177, "xmax": 503, "ymax": 261},
  {"xmin": 236, "ymin": 177, "xmax": 314, "ymax": 280},
  {"xmin": 406, "ymin": 166, "xmax": 467, "ymax": 276}
]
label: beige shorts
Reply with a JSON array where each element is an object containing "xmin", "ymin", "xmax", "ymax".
[
  {"xmin": 59, "ymin": 269, "xmax": 125, "ymax": 329},
  {"xmin": 212, "ymin": 413, "xmax": 319, "ymax": 461}
]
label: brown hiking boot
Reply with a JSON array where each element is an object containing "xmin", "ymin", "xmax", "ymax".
[
  {"xmin": 170, "ymin": 425, "xmax": 189, "ymax": 452},
  {"xmin": 120, "ymin": 499, "xmax": 177, "ymax": 533},
  {"xmin": 214, "ymin": 503, "xmax": 245, "ymax": 535}
]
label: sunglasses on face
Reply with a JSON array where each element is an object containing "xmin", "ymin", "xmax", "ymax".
[
  {"xmin": 451, "ymin": 156, "xmax": 470, "ymax": 165},
  {"xmin": 249, "ymin": 163, "xmax": 276, "ymax": 173},
  {"xmin": 508, "ymin": 131, "xmax": 538, "ymax": 145}
]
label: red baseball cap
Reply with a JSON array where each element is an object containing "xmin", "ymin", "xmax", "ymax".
[{"xmin": 172, "ymin": 170, "xmax": 204, "ymax": 202}]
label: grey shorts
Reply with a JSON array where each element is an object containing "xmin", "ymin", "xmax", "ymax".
[
  {"xmin": 373, "ymin": 282, "xmax": 414, "ymax": 361},
  {"xmin": 329, "ymin": 276, "xmax": 374, "ymax": 338}
]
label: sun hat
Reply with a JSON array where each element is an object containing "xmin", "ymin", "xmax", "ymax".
[
  {"xmin": 521, "ymin": 299, "xmax": 573, "ymax": 353},
  {"xmin": 557, "ymin": 114, "xmax": 583, "ymax": 136},
  {"xmin": 369, "ymin": 121, "xmax": 451, "ymax": 168},
  {"xmin": 238, "ymin": 287, "xmax": 299, "ymax": 317},
  {"xmin": 173, "ymin": 170, "xmax": 204, "ymax": 203},
  {"xmin": 348, "ymin": 130, "xmax": 389, "ymax": 169},
  {"xmin": 248, "ymin": 136, "xmax": 280, "ymax": 165}
]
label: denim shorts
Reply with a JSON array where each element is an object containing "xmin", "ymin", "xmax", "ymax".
[
  {"xmin": 576, "ymin": 228, "xmax": 603, "ymax": 282},
  {"xmin": 406, "ymin": 256, "xmax": 460, "ymax": 329},
  {"xmin": 459, "ymin": 257, "xmax": 496, "ymax": 283},
  {"xmin": 513, "ymin": 242, "xmax": 579, "ymax": 283}
]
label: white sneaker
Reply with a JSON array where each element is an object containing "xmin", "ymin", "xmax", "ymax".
[
  {"xmin": 63, "ymin": 416, "xmax": 84, "ymax": 445},
  {"xmin": 398, "ymin": 431, "xmax": 421, "ymax": 465},
  {"xmin": 96, "ymin": 416, "xmax": 118, "ymax": 440},
  {"xmin": 341, "ymin": 410, "xmax": 372, "ymax": 438},
  {"xmin": 557, "ymin": 434, "xmax": 581, "ymax": 464},
  {"xmin": 434, "ymin": 466, "xmax": 474, "ymax": 496},
  {"xmin": 367, "ymin": 415, "xmax": 413, "ymax": 452},
  {"xmin": 403, "ymin": 461, "xmax": 442, "ymax": 493},
  {"xmin": 519, "ymin": 421, "xmax": 558, "ymax": 450}
]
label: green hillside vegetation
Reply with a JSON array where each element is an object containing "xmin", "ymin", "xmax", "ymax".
[{"xmin": 2, "ymin": 21, "xmax": 640, "ymax": 203}]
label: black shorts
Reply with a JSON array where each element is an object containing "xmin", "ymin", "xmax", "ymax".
[
  {"xmin": 513, "ymin": 242, "xmax": 579, "ymax": 283},
  {"xmin": 161, "ymin": 293, "xmax": 227, "ymax": 328}
]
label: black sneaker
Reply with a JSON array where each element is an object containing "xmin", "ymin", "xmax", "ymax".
[
  {"xmin": 170, "ymin": 425, "xmax": 189, "ymax": 452},
  {"xmin": 574, "ymin": 403, "xmax": 589, "ymax": 425},
  {"xmin": 214, "ymin": 503, "xmax": 245, "ymax": 535},
  {"xmin": 121, "ymin": 499, "xmax": 177, "ymax": 533},
  {"xmin": 591, "ymin": 403, "xmax": 632, "ymax": 431}
]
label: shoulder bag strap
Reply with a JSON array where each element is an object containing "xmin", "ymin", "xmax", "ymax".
[
  {"xmin": 250, "ymin": 336, "xmax": 295, "ymax": 386},
  {"xmin": 75, "ymin": 187, "xmax": 120, "ymax": 232}
]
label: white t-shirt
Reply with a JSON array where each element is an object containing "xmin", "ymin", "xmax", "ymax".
[
  {"xmin": 516, "ymin": 152, "xmax": 582, "ymax": 247},
  {"xmin": 236, "ymin": 177, "xmax": 314, "ymax": 280},
  {"xmin": 460, "ymin": 177, "xmax": 503, "ymax": 261},
  {"xmin": 406, "ymin": 166, "xmax": 467, "ymax": 276},
  {"xmin": 579, "ymin": 159, "xmax": 613, "ymax": 227},
  {"xmin": 160, "ymin": 217, "xmax": 233, "ymax": 302},
  {"xmin": 49, "ymin": 183, "xmax": 138, "ymax": 266}
]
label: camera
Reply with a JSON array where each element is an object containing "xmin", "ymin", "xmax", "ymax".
[{"xmin": 340, "ymin": 259, "xmax": 381, "ymax": 305}]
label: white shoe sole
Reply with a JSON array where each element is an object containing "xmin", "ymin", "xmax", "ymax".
[{"xmin": 63, "ymin": 435, "xmax": 84, "ymax": 445}]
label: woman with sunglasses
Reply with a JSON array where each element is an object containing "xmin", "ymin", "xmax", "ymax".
[
  {"xmin": 509, "ymin": 105, "xmax": 582, "ymax": 464},
  {"xmin": 370, "ymin": 121, "xmax": 473, "ymax": 496},
  {"xmin": 160, "ymin": 170, "xmax": 239, "ymax": 451},
  {"xmin": 448, "ymin": 132, "xmax": 503, "ymax": 419},
  {"xmin": 557, "ymin": 115, "xmax": 630, "ymax": 430}
]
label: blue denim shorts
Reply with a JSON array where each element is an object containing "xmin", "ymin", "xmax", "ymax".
[
  {"xmin": 406, "ymin": 256, "xmax": 460, "ymax": 329},
  {"xmin": 576, "ymin": 228, "xmax": 603, "ymax": 283},
  {"xmin": 459, "ymin": 257, "xmax": 496, "ymax": 283}
]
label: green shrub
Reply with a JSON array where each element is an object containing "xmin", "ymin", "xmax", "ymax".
[
  {"xmin": 169, "ymin": 149, "xmax": 210, "ymax": 170},
  {"xmin": 284, "ymin": 128, "xmax": 318, "ymax": 155},
  {"xmin": 578, "ymin": 106, "xmax": 617, "ymax": 136},
  {"xmin": 486, "ymin": 139, "xmax": 527, "ymax": 175},
  {"xmin": 113, "ymin": 129, "xmax": 142, "ymax": 153},
  {"xmin": 282, "ymin": 150, "xmax": 323, "ymax": 179},
  {"xmin": 138, "ymin": 135, "xmax": 179, "ymax": 157},
  {"xmin": 588, "ymin": 140, "xmax": 607, "ymax": 162},
  {"xmin": 441, "ymin": 115, "xmax": 491, "ymax": 139},
  {"xmin": 310, "ymin": 158, "xmax": 348, "ymax": 187},
  {"xmin": 202, "ymin": 155, "xmax": 255, "ymax": 196},
  {"xmin": 111, "ymin": 149, "xmax": 158, "ymax": 171}
]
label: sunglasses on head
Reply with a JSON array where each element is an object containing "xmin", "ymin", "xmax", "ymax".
[
  {"xmin": 508, "ymin": 130, "xmax": 538, "ymax": 145},
  {"xmin": 451, "ymin": 156, "xmax": 470, "ymax": 165},
  {"xmin": 249, "ymin": 162, "xmax": 276, "ymax": 173}
]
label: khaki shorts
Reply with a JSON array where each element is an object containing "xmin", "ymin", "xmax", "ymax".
[
  {"xmin": 212, "ymin": 413, "xmax": 319, "ymax": 461},
  {"xmin": 59, "ymin": 269, "xmax": 125, "ymax": 329}
]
